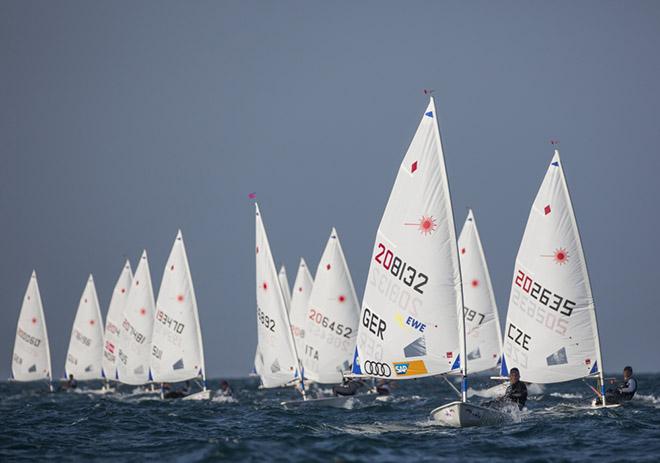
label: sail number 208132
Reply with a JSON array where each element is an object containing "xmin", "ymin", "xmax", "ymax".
[{"xmin": 375, "ymin": 243, "xmax": 428, "ymax": 294}]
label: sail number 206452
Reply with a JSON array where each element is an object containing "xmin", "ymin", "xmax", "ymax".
[{"xmin": 375, "ymin": 243, "xmax": 428, "ymax": 294}]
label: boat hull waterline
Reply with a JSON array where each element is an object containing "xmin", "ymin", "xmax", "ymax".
[{"xmin": 430, "ymin": 401, "xmax": 509, "ymax": 427}]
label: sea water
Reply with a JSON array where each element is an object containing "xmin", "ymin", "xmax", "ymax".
[{"xmin": 1, "ymin": 374, "xmax": 658, "ymax": 461}]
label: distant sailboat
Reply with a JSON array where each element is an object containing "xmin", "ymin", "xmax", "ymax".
[
  {"xmin": 101, "ymin": 260, "xmax": 133, "ymax": 387},
  {"xmin": 65, "ymin": 275, "xmax": 104, "ymax": 382},
  {"xmin": 116, "ymin": 250, "xmax": 156, "ymax": 386},
  {"xmin": 254, "ymin": 204, "xmax": 302, "ymax": 391},
  {"xmin": 288, "ymin": 258, "xmax": 314, "ymax": 361},
  {"xmin": 279, "ymin": 265, "xmax": 292, "ymax": 313},
  {"xmin": 302, "ymin": 228, "xmax": 360, "ymax": 384},
  {"xmin": 500, "ymin": 150, "xmax": 613, "ymax": 407},
  {"xmin": 11, "ymin": 271, "xmax": 53, "ymax": 391},
  {"xmin": 151, "ymin": 230, "xmax": 210, "ymax": 400},
  {"xmin": 458, "ymin": 209, "xmax": 503, "ymax": 374}
]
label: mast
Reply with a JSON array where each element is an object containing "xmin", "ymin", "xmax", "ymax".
[{"xmin": 430, "ymin": 96, "xmax": 467, "ymax": 402}]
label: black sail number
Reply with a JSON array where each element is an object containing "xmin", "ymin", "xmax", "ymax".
[{"xmin": 375, "ymin": 243, "xmax": 428, "ymax": 294}]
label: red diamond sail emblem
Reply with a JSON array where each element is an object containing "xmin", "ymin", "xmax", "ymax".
[
  {"xmin": 544, "ymin": 205, "xmax": 551, "ymax": 215},
  {"xmin": 411, "ymin": 161, "xmax": 418, "ymax": 173}
]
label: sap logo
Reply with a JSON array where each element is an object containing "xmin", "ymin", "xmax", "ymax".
[
  {"xmin": 393, "ymin": 359, "xmax": 428, "ymax": 377},
  {"xmin": 394, "ymin": 363, "xmax": 409, "ymax": 375},
  {"xmin": 405, "ymin": 316, "xmax": 426, "ymax": 333}
]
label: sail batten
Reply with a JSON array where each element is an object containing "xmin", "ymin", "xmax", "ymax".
[
  {"xmin": 501, "ymin": 150, "xmax": 603, "ymax": 384},
  {"xmin": 354, "ymin": 97, "xmax": 463, "ymax": 380}
]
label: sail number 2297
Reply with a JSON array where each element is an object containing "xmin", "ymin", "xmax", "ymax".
[{"xmin": 375, "ymin": 243, "xmax": 428, "ymax": 294}]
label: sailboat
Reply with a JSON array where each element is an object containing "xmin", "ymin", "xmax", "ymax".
[
  {"xmin": 151, "ymin": 230, "xmax": 210, "ymax": 400},
  {"xmin": 101, "ymin": 260, "xmax": 133, "ymax": 390},
  {"xmin": 279, "ymin": 265, "xmax": 292, "ymax": 313},
  {"xmin": 64, "ymin": 275, "xmax": 105, "ymax": 383},
  {"xmin": 348, "ymin": 97, "xmax": 503, "ymax": 426},
  {"xmin": 11, "ymin": 271, "xmax": 53, "ymax": 391},
  {"xmin": 458, "ymin": 209, "xmax": 503, "ymax": 374},
  {"xmin": 499, "ymin": 150, "xmax": 615, "ymax": 408},
  {"xmin": 288, "ymin": 258, "xmax": 314, "ymax": 362},
  {"xmin": 116, "ymin": 250, "xmax": 157, "ymax": 388},
  {"xmin": 254, "ymin": 204, "xmax": 303, "ymax": 391},
  {"xmin": 283, "ymin": 229, "xmax": 365, "ymax": 409}
]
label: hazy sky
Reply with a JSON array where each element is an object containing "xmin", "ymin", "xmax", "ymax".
[{"xmin": 2, "ymin": 1, "xmax": 659, "ymax": 379}]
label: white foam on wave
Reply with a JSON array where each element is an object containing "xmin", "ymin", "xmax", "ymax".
[
  {"xmin": 550, "ymin": 392, "xmax": 584, "ymax": 399},
  {"xmin": 468, "ymin": 383, "xmax": 545, "ymax": 399},
  {"xmin": 635, "ymin": 394, "xmax": 660, "ymax": 406},
  {"xmin": 211, "ymin": 394, "xmax": 238, "ymax": 404}
]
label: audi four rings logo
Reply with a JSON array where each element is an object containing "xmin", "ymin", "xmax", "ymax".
[{"xmin": 363, "ymin": 361, "xmax": 391, "ymax": 377}]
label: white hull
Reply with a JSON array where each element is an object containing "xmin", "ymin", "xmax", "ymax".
[
  {"xmin": 182, "ymin": 389, "xmax": 212, "ymax": 401},
  {"xmin": 430, "ymin": 401, "xmax": 508, "ymax": 427},
  {"xmin": 590, "ymin": 398, "xmax": 622, "ymax": 409},
  {"xmin": 281, "ymin": 394, "xmax": 378, "ymax": 409}
]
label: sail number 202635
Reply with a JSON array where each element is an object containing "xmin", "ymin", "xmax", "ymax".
[
  {"xmin": 514, "ymin": 270, "xmax": 575, "ymax": 317},
  {"xmin": 375, "ymin": 243, "xmax": 428, "ymax": 294}
]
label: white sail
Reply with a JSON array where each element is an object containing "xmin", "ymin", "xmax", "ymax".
[
  {"xmin": 501, "ymin": 150, "xmax": 603, "ymax": 384},
  {"xmin": 101, "ymin": 260, "xmax": 133, "ymax": 380},
  {"xmin": 255, "ymin": 203, "xmax": 300, "ymax": 388},
  {"xmin": 458, "ymin": 209, "xmax": 502, "ymax": 373},
  {"xmin": 65, "ymin": 275, "xmax": 104, "ymax": 380},
  {"xmin": 116, "ymin": 250, "xmax": 156, "ymax": 385},
  {"xmin": 289, "ymin": 258, "xmax": 314, "ymax": 362},
  {"xmin": 353, "ymin": 97, "xmax": 463, "ymax": 380},
  {"xmin": 303, "ymin": 229, "xmax": 360, "ymax": 383},
  {"xmin": 279, "ymin": 265, "xmax": 292, "ymax": 313},
  {"xmin": 11, "ymin": 271, "xmax": 52, "ymax": 382},
  {"xmin": 151, "ymin": 230, "xmax": 206, "ymax": 384}
]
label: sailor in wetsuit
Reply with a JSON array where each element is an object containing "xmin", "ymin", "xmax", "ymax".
[
  {"xmin": 485, "ymin": 367, "xmax": 528, "ymax": 410},
  {"xmin": 332, "ymin": 377, "xmax": 365, "ymax": 397},
  {"xmin": 62, "ymin": 374, "xmax": 78, "ymax": 390},
  {"xmin": 597, "ymin": 366, "xmax": 637, "ymax": 405},
  {"xmin": 162, "ymin": 380, "xmax": 190, "ymax": 399}
]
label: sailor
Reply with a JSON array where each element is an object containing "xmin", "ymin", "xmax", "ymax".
[
  {"xmin": 332, "ymin": 377, "xmax": 365, "ymax": 397},
  {"xmin": 485, "ymin": 367, "xmax": 527, "ymax": 410},
  {"xmin": 162, "ymin": 381, "xmax": 190, "ymax": 399},
  {"xmin": 598, "ymin": 366, "xmax": 637, "ymax": 405},
  {"xmin": 219, "ymin": 380, "xmax": 233, "ymax": 397},
  {"xmin": 375, "ymin": 379, "xmax": 391, "ymax": 396},
  {"xmin": 62, "ymin": 374, "xmax": 78, "ymax": 390}
]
